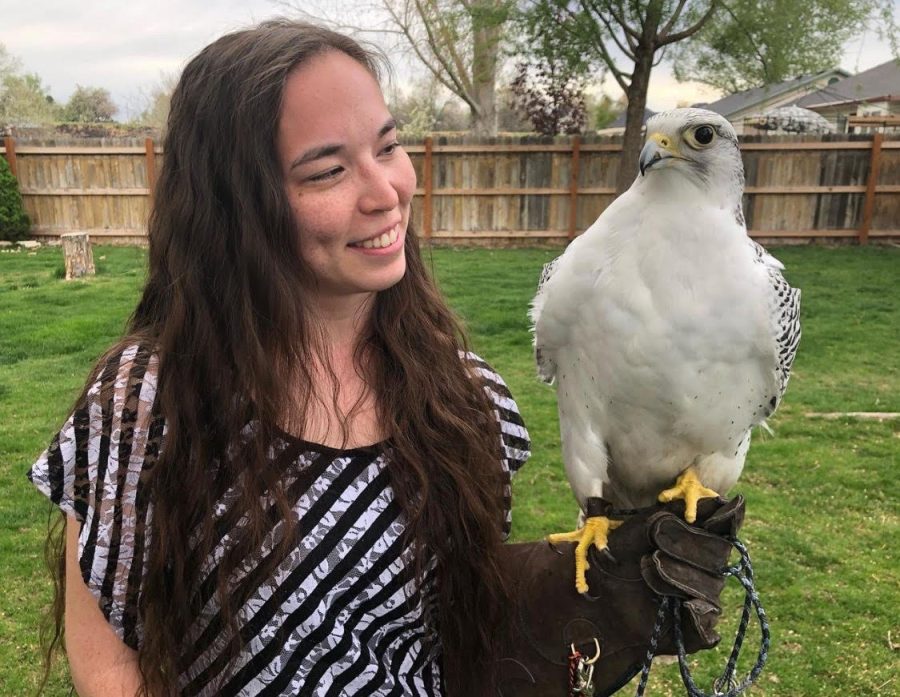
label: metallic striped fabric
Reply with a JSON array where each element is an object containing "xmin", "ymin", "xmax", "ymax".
[{"xmin": 28, "ymin": 345, "xmax": 529, "ymax": 696}]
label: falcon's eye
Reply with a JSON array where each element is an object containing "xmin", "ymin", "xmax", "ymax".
[{"xmin": 691, "ymin": 125, "xmax": 716, "ymax": 146}]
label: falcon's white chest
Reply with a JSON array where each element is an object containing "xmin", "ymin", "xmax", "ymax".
[{"xmin": 555, "ymin": 183, "xmax": 779, "ymax": 503}]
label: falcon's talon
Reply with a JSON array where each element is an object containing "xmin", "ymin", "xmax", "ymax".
[
  {"xmin": 658, "ymin": 467, "xmax": 719, "ymax": 523},
  {"xmin": 547, "ymin": 516, "xmax": 623, "ymax": 594}
]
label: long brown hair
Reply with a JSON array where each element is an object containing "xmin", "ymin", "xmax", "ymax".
[{"xmin": 43, "ymin": 19, "xmax": 509, "ymax": 696}]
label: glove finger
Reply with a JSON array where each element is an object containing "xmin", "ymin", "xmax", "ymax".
[
  {"xmin": 681, "ymin": 598, "xmax": 722, "ymax": 650},
  {"xmin": 650, "ymin": 514, "xmax": 734, "ymax": 572},
  {"xmin": 702, "ymin": 495, "xmax": 745, "ymax": 537},
  {"xmin": 642, "ymin": 551, "xmax": 725, "ymax": 608},
  {"xmin": 641, "ymin": 555, "xmax": 688, "ymax": 599}
]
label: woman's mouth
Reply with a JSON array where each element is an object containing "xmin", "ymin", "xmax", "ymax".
[{"xmin": 349, "ymin": 222, "xmax": 402, "ymax": 250}]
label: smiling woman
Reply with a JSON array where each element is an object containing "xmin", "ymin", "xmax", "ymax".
[
  {"xmin": 278, "ymin": 50, "xmax": 415, "ymax": 305},
  {"xmin": 26, "ymin": 20, "xmax": 528, "ymax": 697}
]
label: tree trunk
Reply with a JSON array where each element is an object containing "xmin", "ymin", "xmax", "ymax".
[
  {"xmin": 616, "ymin": 0, "xmax": 664, "ymax": 194},
  {"xmin": 616, "ymin": 52, "xmax": 654, "ymax": 194},
  {"xmin": 60, "ymin": 232, "xmax": 95, "ymax": 280},
  {"xmin": 469, "ymin": 18, "xmax": 501, "ymax": 136}
]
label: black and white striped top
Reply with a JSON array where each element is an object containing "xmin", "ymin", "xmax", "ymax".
[{"xmin": 27, "ymin": 345, "xmax": 530, "ymax": 695}]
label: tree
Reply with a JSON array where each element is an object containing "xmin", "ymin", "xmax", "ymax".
[
  {"xmin": 589, "ymin": 93, "xmax": 625, "ymax": 130},
  {"xmin": 510, "ymin": 58, "xmax": 588, "ymax": 135},
  {"xmin": 133, "ymin": 73, "xmax": 178, "ymax": 131},
  {"xmin": 497, "ymin": 85, "xmax": 532, "ymax": 132},
  {"xmin": 518, "ymin": 1, "xmax": 719, "ymax": 192},
  {"xmin": 283, "ymin": 0, "xmax": 512, "ymax": 135},
  {"xmin": 63, "ymin": 85, "xmax": 117, "ymax": 123},
  {"xmin": 135, "ymin": 73, "xmax": 178, "ymax": 131},
  {"xmin": 388, "ymin": 78, "xmax": 442, "ymax": 136},
  {"xmin": 0, "ymin": 73, "xmax": 57, "ymax": 127},
  {"xmin": 0, "ymin": 44, "xmax": 19, "ymax": 79},
  {"xmin": 671, "ymin": 0, "xmax": 899, "ymax": 93},
  {"xmin": 0, "ymin": 154, "xmax": 30, "ymax": 241},
  {"xmin": 0, "ymin": 44, "xmax": 57, "ymax": 127}
]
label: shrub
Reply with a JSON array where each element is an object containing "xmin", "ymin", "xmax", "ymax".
[{"xmin": 0, "ymin": 154, "xmax": 30, "ymax": 241}]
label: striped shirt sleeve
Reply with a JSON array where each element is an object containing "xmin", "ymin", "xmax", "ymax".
[
  {"xmin": 464, "ymin": 353, "xmax": 531, "ymax": 538},
  {"xmin": 27, "ymin": 344, "xmax": 162, "ymax": 649}
]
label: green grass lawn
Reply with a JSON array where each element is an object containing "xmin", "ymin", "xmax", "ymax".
[{"xmin": 1, "ymin": 244, "xmax": 898, "ymax": 695}]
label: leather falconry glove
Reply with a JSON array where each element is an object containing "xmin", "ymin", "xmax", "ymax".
[{"xmin": 494, "ymin": 496, "xmax": 745, "ymax": 697}]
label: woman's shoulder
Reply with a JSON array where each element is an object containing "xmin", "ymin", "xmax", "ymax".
[
  {"xmin": 87, "ymin": 342, "xmax": 160, "ymax": 404},
  {"xmin": 460, "ymin": 350, "xmax": 513, "ymax": 398},
  {"xmin": 460, "ymin": 351, "xmax": 530, "ymax": 472},
  {"xmin": 28, "ymin": 341, "xmax": 164, "ymax": 522}
]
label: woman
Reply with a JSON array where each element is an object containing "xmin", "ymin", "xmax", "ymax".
[
  {"xmin": 29, "ymin": 20, "xmax": 527, "ymax": 696},
  {"xmin": 30, "ymin": 19, "xmax": 744, "ymax": 697}
]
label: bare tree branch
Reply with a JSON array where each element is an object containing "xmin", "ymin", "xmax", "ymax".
[
  {"xmin": 416, "ymin": 0, "xmax": 474, "ymax": 95},
  {"xmin": 387, "ymin": 0, "xmax": 476, "ymax": 107},
  {"xmin": 659, "ymin": 0, "xmax": 689, "ymax": 37},
  {"xmin": 585, "ymin": 0, "xmax": 637, "ymax": 61},
  {"xmin": 598, "ymin": 0, "xmax": 642, "ymax": 41},
  {"xmin": 660, "ymin": 0, "xmax": 720, "ymax": 45}
]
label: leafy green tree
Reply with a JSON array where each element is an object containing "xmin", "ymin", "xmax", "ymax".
[
  {"xmin": 0, "ymin": 44, "xmax": 57, "ymax": 127},
  {"xmin": 0, "ymin": 44, "xmax": 19, "ymax": 78},
  {"xmin": 517, "ymin": 1, "xmax": 719, "ymax": 192},
  {"xmin": 63, "ymin": 85, "xmax": 117, "ymax": 123},
  {"xmin": 0, "ymin": 73, "xmax": 57, "ymax": 126},
  {"xmin": 589, "ymin": 93, "xmax": 625, "ymax": 130},
  {"xmin": 672, "ymin": 0, "xmax": 899, "ymax": 93},
  {"xmin": 0, "ymin": 154, "xmax": 30, "ymax": 241}
]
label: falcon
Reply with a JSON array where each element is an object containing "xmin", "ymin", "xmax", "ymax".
[{"xmin": 531, "ymin": 108, "xmax": 800, "ymax": 593}]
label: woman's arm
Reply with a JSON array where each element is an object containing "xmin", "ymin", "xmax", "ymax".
[{"xmin": 65, "ymin": 515, "xmax": 143, "ymax": 697}]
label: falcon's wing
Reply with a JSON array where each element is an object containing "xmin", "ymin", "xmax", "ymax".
[
  {"xmin": 529, "ymin": 256, "xmax": 562, "ymax": 383},
  {"xmin": 749, "ymin": 239, "xmax": 801, "ymax": 403}
]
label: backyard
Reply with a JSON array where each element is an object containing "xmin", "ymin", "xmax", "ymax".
[{"xmin": 0, "ymin": 244, "xmax": 897, "ymax": 695}]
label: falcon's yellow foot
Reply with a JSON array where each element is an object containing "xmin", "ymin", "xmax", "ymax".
[
  {"xmin": 658, "ymin": 467, "xmax": 719, "ymax": 523},
  {"xmin": 548, "ymin": 516, "xmax": 623, "ymax": 594}
]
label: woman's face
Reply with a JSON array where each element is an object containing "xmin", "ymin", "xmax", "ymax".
[{"xmin": 277, "ymin": 50, "xmax": 416, "ymax": 310}]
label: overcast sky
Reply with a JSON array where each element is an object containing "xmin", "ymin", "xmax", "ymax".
[{"xmin": 2, "ymin": 0, "xmax": 898, "ymax": 119}]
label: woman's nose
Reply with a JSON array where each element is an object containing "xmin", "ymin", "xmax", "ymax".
[{"xmin": 358, "ymin": 162, "xmax": 400, "ymax": 213}]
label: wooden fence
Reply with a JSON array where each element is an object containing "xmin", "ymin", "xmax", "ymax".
[{"xmin": 3, "ymin": 134, "xmax": 899, "ymax": 245}]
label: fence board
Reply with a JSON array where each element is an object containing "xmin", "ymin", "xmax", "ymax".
[{"xmin": 4, "ymin": 134, "xmax": 898, "ymax": 244}]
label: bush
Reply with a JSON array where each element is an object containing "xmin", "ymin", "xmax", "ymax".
[{"xmin": 0, "ymin": 154, "xmax": 30, "ymax": 241}]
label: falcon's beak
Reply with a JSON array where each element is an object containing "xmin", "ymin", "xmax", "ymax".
[{"xmin": 639, "ymin": 133, "xmax": 681, "ymax": 176}]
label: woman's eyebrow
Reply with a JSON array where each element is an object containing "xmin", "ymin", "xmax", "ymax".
[
  {"xmin": 290, "ymin": 144, "xmax": 342, "ymax": 171},
  {"xmin": 379, "ymin": 118, "xmax": 397, "ymax": 138},
  {"xmin": 289, "ymin": 118, "xmax": 398, "ymax": 171}
]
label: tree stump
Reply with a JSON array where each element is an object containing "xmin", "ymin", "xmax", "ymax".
[{"xmin": 60, "ymin": 232, "xmax": 96, "ymax": 280}]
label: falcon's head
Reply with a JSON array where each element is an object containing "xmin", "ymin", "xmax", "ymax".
[{"xmin": 638, "ymin": 108, "xmax": 742, "ymax": 193}]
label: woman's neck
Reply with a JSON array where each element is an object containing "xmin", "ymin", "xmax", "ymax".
[
  {"xmin": 281, "ymin": 291, "xmax": 383, "ymax": 449},
  {"xmin": 312, "ymin": 291, "xmax": 375, "ymax": 350}
]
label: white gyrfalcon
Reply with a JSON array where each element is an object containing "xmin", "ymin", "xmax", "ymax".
[{"xmin": 531, "ymin": 108, "xmax": 801, "ymax": 593}]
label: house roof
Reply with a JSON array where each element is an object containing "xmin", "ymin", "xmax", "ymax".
[
  {"xmin": 796, "ymin": 59, "xmax": 900, "ymax": 107},
  {"xmin": 609, "ymin": 108, "xmax": 656, "ymax": 128},
  {"xmin": 696, "ymin": 68, "xmax": 850, "ymax": 117}
]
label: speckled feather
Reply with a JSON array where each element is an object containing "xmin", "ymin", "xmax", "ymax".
[{"xmin": 530, "ymin": 108, "xmax": 800, "ymax": 510}]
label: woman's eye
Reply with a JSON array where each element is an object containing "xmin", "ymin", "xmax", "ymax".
[
  {"xmin": 308, "ymin": 166, "xmax": 343, "ymax": 182},
  {"xmin": 381, "ymin": 141, "xmax": 400, "ymax": 156}
]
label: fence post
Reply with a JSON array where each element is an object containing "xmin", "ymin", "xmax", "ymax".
[
  {"xmin": 423, "ymin": 136, "xmax": 433, "ymax": 240},
  {"xmin": 3, "ymin": 136, "xmax": 18, "ymax": 179},
  {"xmin": 568, "ymin": 135, "xmax": 582, "ymax": 240},
  {"xmin": 145, "ymin": 138, "xmax": 156, "ymax": 204},
  {"xmin": 859, "ymin": 132, "xmax": 883, "ymax": 245}
]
